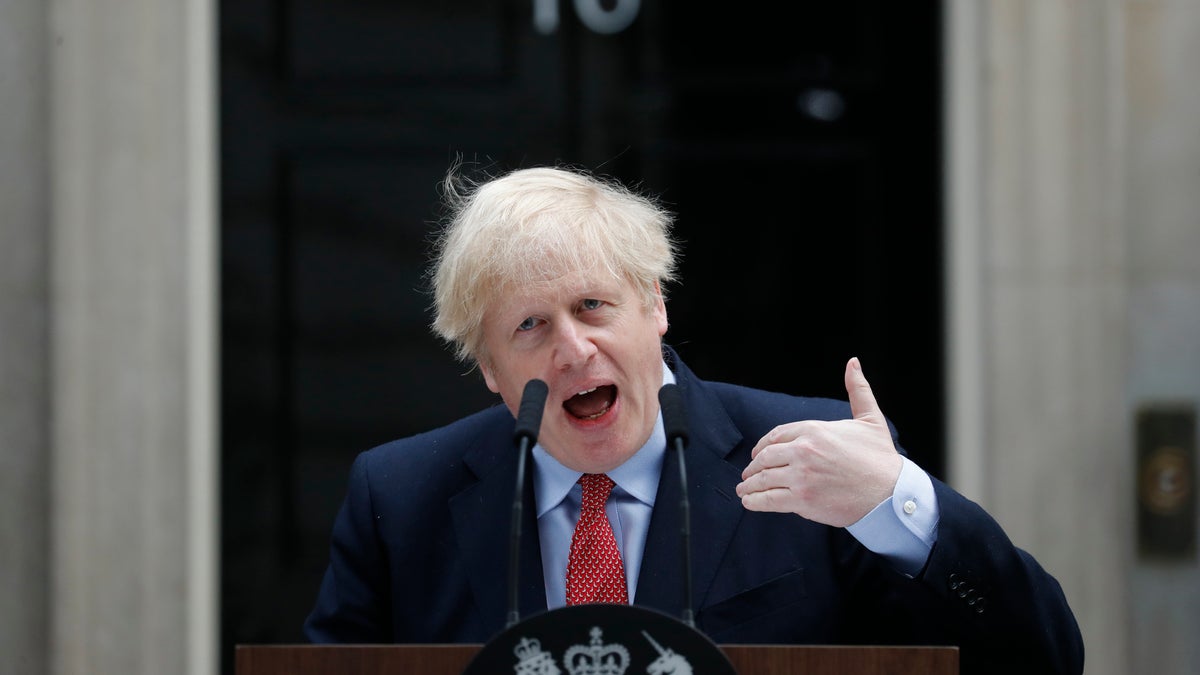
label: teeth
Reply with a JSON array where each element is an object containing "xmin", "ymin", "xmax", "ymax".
[{"xmin": 576, "ymin": 387, "xmax": 597, "ymax": 396}]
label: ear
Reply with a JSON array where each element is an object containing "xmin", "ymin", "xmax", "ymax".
[
  {"xmin": 652, "ymin": 281, "xmax": 669, "ymax": 337},
  {"xmin": 477, "ymin": 358, "xmax": 501, "ymax": 394}
]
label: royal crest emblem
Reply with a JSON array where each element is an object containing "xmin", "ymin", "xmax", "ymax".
[
  {"xmin": 642, "ymin": 631, "xmax": 693, "ymax": 675},
  {"xmin": 479, "ymin": 605, "xmax": 732, "ymax": 675},
  {"xmin": 513, "ymin": 637, "xmax": 561, "ymax": 675},
  {"xmin": 563, "ymin": 627, "xmax": 630, "ymax": 675}
]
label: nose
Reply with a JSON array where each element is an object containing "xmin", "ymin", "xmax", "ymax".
[{"xmin": 551, "ymin": 320, "xmax": 597, "ymax": 371}]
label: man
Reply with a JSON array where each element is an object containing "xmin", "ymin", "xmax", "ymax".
[{"xmin": 304, "ymin": 166, "xmax": 1084, "ymax": 674}]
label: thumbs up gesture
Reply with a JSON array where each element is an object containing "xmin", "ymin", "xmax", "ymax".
[{"xmin": 735, "ymin": 358, "xmax": 903, "ymax": 528}]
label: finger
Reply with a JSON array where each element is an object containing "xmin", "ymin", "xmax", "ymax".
[
  {"xmin": 749, "ymin": 427, "xmax": 785, "ymax": 459},
  {"xmin": 740, "ymin": 443, "xmax": 792, "ymax": 480},
  {"xmin": 736, "ymin": 462, "xmax": 786, "ymax": 496},
  {"xmin": 739, "ymin": 486, "xmax": 792, "ymax": 513},
  {"xmin": 845, "ymin": 357, "xmax": 883, "ymax": 422},
  {"xmin": 749, "ymin": 435, "xmax": 770, "ymax": 459},
  {"xmin": 749, "ymin": 421, "xmax": 804, "ymax": 459}
]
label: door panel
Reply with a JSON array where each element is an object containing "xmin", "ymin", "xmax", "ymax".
[{"xmin": 220, "ymin": 1, "xmax": 941, "ymax": 669}]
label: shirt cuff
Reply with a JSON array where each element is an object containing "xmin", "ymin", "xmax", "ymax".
[{"xmin": 844, "ymin": 456, "xmax": 940, "ymax": 577}]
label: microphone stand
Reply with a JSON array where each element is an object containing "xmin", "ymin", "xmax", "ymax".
[
  {"xmin": 507, "ymin": 433, "xmax": 533, "ymax": 628},
  {"xmin": 672, "ymin": 431, "xmax": 694, "ymax": 628},
  {"xmin": 507, "ymin": 379, "xmax": 548, "ymax": 629},
  {"xmin": 658, "ymin": 383, "xmax": 695, "ymax": 628}
]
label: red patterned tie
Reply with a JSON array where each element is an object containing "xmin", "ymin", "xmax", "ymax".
[{"xmin": 565, "ymin": 474, "xmax": 628, "ymax": 605}]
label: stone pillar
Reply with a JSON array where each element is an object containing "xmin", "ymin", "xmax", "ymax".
[
  {"xmin": 1125, "ymin": 2, "xmax": 1200, "ymax": 673},
  {"xmin": 946, "ymin": 2, "xmax": 1131, "ymax": 673},
  {"xmin": 47, "ymin": 1, "xmax": 217, "ymax": 674},
  {"xmin": 0, "ymin": 0, "xmax": 50, "ymax": 673}
]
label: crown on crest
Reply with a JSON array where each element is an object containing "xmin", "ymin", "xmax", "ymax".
[
  {"xmin": 563, "ymin": 627, "xmax": 630, "ymax": 675},
  {"xmin": 513, "ymin": 637, "xmax": 561, "ymax": 675}
]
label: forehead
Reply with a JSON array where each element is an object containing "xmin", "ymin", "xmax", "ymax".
[{"xmin": 486, "ymin": 268, "xmax": 627, "ymax": 318}]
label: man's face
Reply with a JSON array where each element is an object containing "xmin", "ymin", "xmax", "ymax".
[{"xmin": 477, "ymin": 268, "xmax": 669, "ymax": 474}]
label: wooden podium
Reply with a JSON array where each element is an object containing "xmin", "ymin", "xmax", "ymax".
[{"xmin": 235, "ymin": 643, "xmax": 958, "ymax": 674}]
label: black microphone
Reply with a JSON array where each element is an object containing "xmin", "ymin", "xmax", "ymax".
[
  {"xmin": 658, "ymin": 383, "xmax": 695, "ymax": 628},
  {"xmin": 507, "ymin": 378, "xmax": 548, "ymax": 629}
]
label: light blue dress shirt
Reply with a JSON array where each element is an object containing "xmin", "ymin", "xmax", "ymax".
[{"xmin": 532, "ymin": 362, "xmax": 939, "ymax": 608}]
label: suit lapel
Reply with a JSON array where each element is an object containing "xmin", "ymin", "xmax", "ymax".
[
  {"xmin": 635, "ymin": 353, "xmax": 746, "ymax": 619},
  {"xmin": 449, "ymin": 433, "xmax": 547, "ymax": 636}
]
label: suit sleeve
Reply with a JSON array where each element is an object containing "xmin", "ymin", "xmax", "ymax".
[
  {"xmin": 845, "ymin": 478, "xmax": 1085, "ymax": 674},
  {"xmin": 303, "ymin": 453, "xmax": 392, "ymax": 642}
]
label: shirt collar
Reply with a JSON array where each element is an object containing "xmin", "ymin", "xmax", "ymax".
[{"xmin": 533, "ymin": 361, "xmax": 676, "ymax": 517}]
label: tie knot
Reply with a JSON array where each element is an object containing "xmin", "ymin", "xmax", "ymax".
[{"xmin": 578, "ymin": 473, "xmax": 615, "ymax": 511}]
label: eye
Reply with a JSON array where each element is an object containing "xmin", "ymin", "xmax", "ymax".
[
  {"xmin": 580, "ymin": 298, "xmax": 604, "ymax": 311},
  {"xmin": 517, "ymin": 316, "xmax": 540, "ymax": 332}
]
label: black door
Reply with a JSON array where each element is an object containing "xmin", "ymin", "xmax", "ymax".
[{"xmin": 220, "ymin": 1, "xmax": 942, "ymax": 671}]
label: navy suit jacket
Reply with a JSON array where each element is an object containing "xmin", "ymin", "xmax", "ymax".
[{"xmin": 305, "ymin": 347, "xmax": 1083, "ymax": 674}]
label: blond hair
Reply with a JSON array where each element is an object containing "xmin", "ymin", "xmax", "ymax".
[{"xmin": 430, "ymin": 165, "xmax": 677, "ymax": 363}]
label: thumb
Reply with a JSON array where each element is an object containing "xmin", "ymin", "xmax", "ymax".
[{"xmin": 845, "ymin": 357, "xmax": 884, "ymax": 422}]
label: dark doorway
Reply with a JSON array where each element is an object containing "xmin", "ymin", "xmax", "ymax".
[{"xmin": 220, "ymin": 1, "xmax": 942, "ymax": 672}]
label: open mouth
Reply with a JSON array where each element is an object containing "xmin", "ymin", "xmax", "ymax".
[{"xmin": 563, "ymin": 385, "xmax": 617, "ymax": 421}]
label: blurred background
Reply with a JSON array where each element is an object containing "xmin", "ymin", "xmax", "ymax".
[{"xmin": 1, "ymin": 1, "xmax": 1196, "ymax": 674}]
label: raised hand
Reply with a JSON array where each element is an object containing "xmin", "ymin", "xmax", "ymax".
[{"xmin": 735, "ymin": 358, "xmax": 903, "ymax": 527}]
